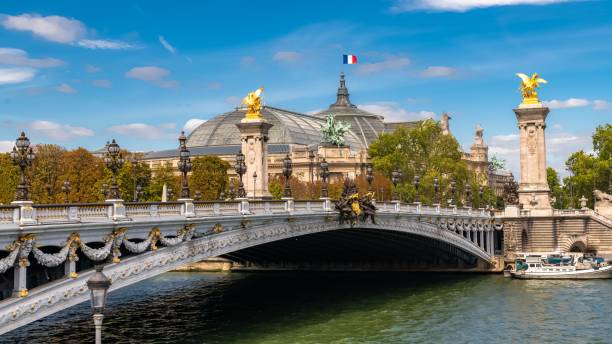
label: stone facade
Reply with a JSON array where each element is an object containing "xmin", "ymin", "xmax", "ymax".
[{"xmin": 237, "ymin": 119, "xmax": 273, "ymax": 198}]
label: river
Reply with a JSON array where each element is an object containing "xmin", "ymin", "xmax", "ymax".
[{"xmin": 4, "ymin": 272, "xmax": 611, "ymax": 343}]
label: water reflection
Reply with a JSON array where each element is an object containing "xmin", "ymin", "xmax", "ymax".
[{"xmin": 5, "ymin": 272, "xmax": 611, "ymax": 344}]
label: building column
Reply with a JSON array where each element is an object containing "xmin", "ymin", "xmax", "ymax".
[
  {"xmin": 236, "ymin": 118, "xmax": 273, "ymax": 199},
  {"xmin": 479, "ymin": 230, "xmax": 485, "ymax": 250}
]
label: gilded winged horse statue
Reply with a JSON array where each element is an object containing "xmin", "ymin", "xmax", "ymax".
[
  {"xmin": 516, "ymin": 73, "xmax": 547, "ymax": 105},
  {"xmin": 240, "ymin": 87, "xmax": 265, "ymax": 120}
]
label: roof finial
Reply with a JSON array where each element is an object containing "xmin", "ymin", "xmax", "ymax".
[{"xmin": 331, "ymin": 72, "xmax": 354, "ymax": 108}]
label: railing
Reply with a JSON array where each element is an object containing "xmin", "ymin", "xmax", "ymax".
[
  {"xmin": 218, "ymin": 201, "xmax": 240, "ymax": 215},
  {"xmin": 77, "ymin": 204, "xmax": 111, "ymax": 220},
  {"xmin": 33, "ymin": 203, "xmax": 111, "ymax": 223},
  {"xmin": 0, "ymin": 206, "xmax": 16, "ymax": 224},
  {"xmin": 194, "ymin": 202, "xmax": 215, "ymax": 217},
  {"xmin": 125, "ymin": 203, "xmax": 154, "ymax": 217}
]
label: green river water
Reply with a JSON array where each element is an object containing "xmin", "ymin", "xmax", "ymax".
[{"xmin": 4, "ymin": 272, "xmax": 611, "ymax": 343}]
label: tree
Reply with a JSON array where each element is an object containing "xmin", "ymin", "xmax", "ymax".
[
  {"xmin": 190, "ymin": 156, "xmax": 230, "ymax": 200},
  {"xmin": 117, "ymin": 155, "xmax": 152, "ymax": 202},
  {"xmin": 562, "ymin": 125, "xmax": 610, "ymax": 208},
  {"xmin": 547, "ymin": 167, "xmax": 569, "ymax": 209},
  {"xmin": 369, "ymin": 119, "xmax": 496, "ymax": 207},
  {"xmin": 30, "ymin": 144, "xmax": 66, "ymax": 203},
  {"xmin": 148, "ymin": 162, "xmax": 180, "ymax": 201},
  {"xmin": 0, "ymin": 153, "xmax": 19, "ymax": 204},
  {"xmin": 59, "ymin": 148, "xmax": 105, "ymax": 203}
]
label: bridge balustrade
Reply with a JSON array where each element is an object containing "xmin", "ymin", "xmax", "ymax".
[{"xmin": 0, "ymin": 206, "xmax": 16, "ymax": 224}]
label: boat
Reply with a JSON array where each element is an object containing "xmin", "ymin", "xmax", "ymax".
[{"xmin": 510, "ymin": 254, "xmax": 612, "ymax": 280}]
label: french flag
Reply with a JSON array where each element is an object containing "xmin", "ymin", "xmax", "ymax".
[{"xmin": 343, "ymin": 54, "xmax": 357, "ymax": 64}]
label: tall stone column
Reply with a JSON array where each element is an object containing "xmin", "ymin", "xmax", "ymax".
[
  {"xmin": 514, "ymin": 104, "xmax": 551, "ymax": 214},
  {"xmin": 236, "ymin": 118, "xmax": 273, "ymax": 199}
]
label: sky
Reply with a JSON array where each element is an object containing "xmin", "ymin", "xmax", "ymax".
[{"xmin": 0, "ymin": 0, "xmax": 610, "ymax": 178}]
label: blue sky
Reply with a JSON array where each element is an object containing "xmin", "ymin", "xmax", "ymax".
[{"xmin": 0, "ymin": 0, "xmax": 610, "ymax": 176}]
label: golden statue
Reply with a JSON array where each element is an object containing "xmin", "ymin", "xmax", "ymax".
[
  {"xmin": 516, "ymin": 72, "xmax": 547, "ymax": 105},
  {"xmin": 240, "ymin": 87, "xmax": 265, "ymax": 120}
]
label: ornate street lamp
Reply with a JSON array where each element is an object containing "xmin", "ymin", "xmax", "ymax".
[
  {"xmin": 252, "ymin": 171, "xmax": 258, "ymax": 199},
  {"xmin": 433, "ymin": 177, "xmax": 439, "ymax": 205},
  {"xmin": 87, "ymin": 265, "xmax": 111, "ymax": 344},
  {"xmin": 62, "ymin": 180, "xmax": 71, "ymax": 203},
  {"xmin": 413, "ymin": 175, "xmax": 421, "ymax": 203},
  {"xmin": 308, "ymin": 150, "xmax": 315, "ymax": 184},
  {"xmin": 194, "ymin": 190, "xmax": 202, "ymax": 201},
  {"xmin": 10, "ymin": 132, "xmax": 35, "ymax": 201},
  {"xmin": 391, "ymin": 168, "xmax": 401, "ymax": 201},
  {"xmin": 449, "ymin": 180, "xmax": 456, "ymax": 206},
  {"xmin": 134, "ymin": 184, "xmax": 143, "ymax": 202},
  {"xmin": 177, "ymin": 131, "xmax": 192, "ymax": 199},
  {"xmin": 366, "ymin": 164, "xmax": 374, "ymax": 193},
  {"xmin": 103, "ymin": 139, "xmax": 124, "ymax": 199},
  {"xmin": 319, "ymin": 158, "xmax": 330, "ymax": 198},
  {"xmin": 465, "ymin": 183, "xmax": 472, "ymax": 208},
  {"xmin": 235, "ymin": 151, "xmax": 246, "ymax": 198},
  {"xmin": 282, "ymin": 154, "xmax": 293, "ymax": 198}
]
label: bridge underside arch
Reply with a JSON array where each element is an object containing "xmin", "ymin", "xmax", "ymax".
[{"xmin": 223, "ymin": 228, "xmax": 481, "ymax": 271}]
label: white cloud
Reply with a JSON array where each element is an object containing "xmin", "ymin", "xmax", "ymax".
[
  {"xmin": 56, "ymin": 83, "xmax": 77, "ymax": 94},
  {"xmin": 76, "ymin": 39, "xmax": 132, "ymax": 50},
  {"xmin": 390, "ymin": 0, "xmax": 573, "ymax": 12},
  {"xmin": 125, "ymin": 66, "xmax": 177, "ymax": 88},
  {"xmin": 183, "ymin": 119, "xmax": 206, "ymax": 134},
  {"xmin": 356, "ymin": 56, "xmax": 410, "ymax": 75},
  {"xmin": 158, "ymin": 35, "xmax": 176, "ymax": 54},
  {"xmin": 1, "ymin": 13, "xmax": 132, "ymax": 49},
  {"xmin": 543, "ymin": 98, "xmax": 590, "ymax": 109},
  {"xmin": 0, "ymin": 67, "xmax": 36, "ymax": 84},
  {"xmin": 492, "ymin": 133, "xmax": 519, "ymax": 142},
  {"xmin": 421, "ymin": 66, "xmax": 457, "ymax": 78},
  {"xmin": 29, "ymin": 120, "xmax": 94, "ymax": 141},
  {"xmin": 358, "ymin": 102, "xmax": 435, "ymax": 122},
  {"xmin": 273, "ymin": 51, "xmax": 301, "ymax": 62},
  {"xmin": 1, "ymin": 13, "xmax": 85, "ymax": 43},
  {"xmin": 0, "ymin": 48, "xmax": 63, "ymax": 67},
  {"xmin": 92, "ymin": 79, "xmax": 112, "ymax": 88},
  {"xmin": 108, "ymin": 123, "xmax": 177, "ymax": 140},
  {"xmin": 0, "ymin": 141, "xmax": 14, "ymax": 152},
  {"xmin": 593, "ymin": 100, "xmax": 612, "ymax": 111},
  {"xmin": 85, "ymin": 64, "xmax": 100, "ymax": 73}
]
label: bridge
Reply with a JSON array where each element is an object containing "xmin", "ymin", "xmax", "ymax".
[{"xmin": 0, "ymin": 198, "xmax": 501, "ymax": 334}]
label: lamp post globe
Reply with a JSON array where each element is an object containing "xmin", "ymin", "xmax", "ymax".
[
  {"xmin": 177, "ymin": 131, "xmax": 192, "ymax": 199},
  {"xmin": 366, "ymin": 164, "xmax": 373, "ymax": 192},
  {"xmin": 282, "ymin": 154, "xmax": 293, "ymax": 198},
  {"xmin": 11, "ymin": 131, "xmax": 36, "ymax": 201},
  {"xmin": 104, "ymin": 139, "xmax": 124, "ymax": 200},
  {"xmin": 235, "ymin": 151, "xmax": 246, "ymax": 198},
  {"xmin": 87, "ymin": 265, "xmax": 111, "ymax": 344},
  {"xmin": 319, "ymin": 158, "xmax": 330, "ymax": 198}
]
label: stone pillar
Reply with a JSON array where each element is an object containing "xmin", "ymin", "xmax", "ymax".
[
  {"xmin": 479, "ymin": 230, "xmax": 485, "ymax": 249},
  {"xmin": 514, "ymin": 105, "xmax": 551, "ymax": 214},
  {"xmin": 236, "ymin": 118, "xmax": 273, "ymax": 199},
  {"xmin": 13, "ymin": 260, "xmax": 28, "ymax": 297}
]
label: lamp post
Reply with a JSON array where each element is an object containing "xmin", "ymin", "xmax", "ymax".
[
  {"xmin": 433, "ymin": 177, "xmax": 439, "ymax": 205},
  {"xmin": 366, "ymin": 164, "xmax": 373, "ymax": 193},
  {"xmin": 235, "ymin": 151, "xmax": 246, "ymax": 198},
  {"xmin": 308, "ymin": 150, "xmax": 315, "ymax": 184},
  {"xmin": 465, "ymin": 183, "xmax": 472, "ymax": 208},
  {"xmin": 282, "ymin": 154, "xmax": 293, "ymax": 198},
  {"xmin": 87, "ymin": 265, "xmax": 111, "ymax": 344},
  {"xmin": 134, "ymin": 184, "xmax": 143, "ymax": 202},
  {"xmin": 62, "ymin": 180, "xmax": 71, "ymax": 203},
  {"xmin": 413, "ymin": 175, "xmax": 421, "ymax": 203},
  {"xmin": 177, "ymin": 132, "xmax": 192, "ymax": 199},
  {"xmin": 319, "ymin": 158, "xmax": 330, "ymax": 198},
  {"xmin": 252, "ymin": 171, "xmax": 258, "ymax": 199},
  {"xmin": 391, "ymin": 169, "xmax": 401, "ymax": 201},
  {"xmin": 449, "ymin": 180, "xmax": 456, "ymax": 207},
  {"xmin": 10, "ymin": 132, "xmax": 35, "ymax": 201},
  {"xmin": 103, "ymin": 139, "xmax": 124, "ymax": 200}
]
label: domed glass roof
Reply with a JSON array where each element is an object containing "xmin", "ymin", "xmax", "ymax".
[{"xmin": 186, "ymin": 106, "xmax": 365, "ymax": 150}]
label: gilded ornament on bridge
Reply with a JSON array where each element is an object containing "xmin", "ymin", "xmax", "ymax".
[
  {"xmin": 516, "ymin": 72, "xmax": 547, "ymax": 105},
  {"xmin": 240, "ymin": 87, "xmax": 265, "ymax": 121},
  {"xmin": 335, "ymin": 179, "xmax": 376, "ymax": 226}
]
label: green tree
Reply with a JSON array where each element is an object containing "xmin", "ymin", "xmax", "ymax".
[
  {"xmin": 148, "ymin": 162, "xmax": 180, "ymax": 201},
  {"xmin": 117, "ymin": 155, "xmax": 152, "ymax": 202},
  {"xmin": 547, "ymin": 167, "xmax": 569, "ymax": 209},
  {"xmin": 30, "ymin": 144, "xmax": 66, "ymax": 203},
  {"xmin": 190, "ymin": 156, "xmax": 230, "ymax": 200},
  {"xmin": 562, "ymin": 125, "xmax": 610, "ymax": 208},
  {"xmin": 0, "ymin": 153, "xmax": 19, "ymax": 204},
  {"xmin": 59, "ymin": 148, "xmax": 105, "ymax": 203},
  {"xmin": 369, "ymin": 119, "xmax": 495, "ymax": 207}
]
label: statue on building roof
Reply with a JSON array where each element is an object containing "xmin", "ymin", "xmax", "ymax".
[
  {"xmin": 474, "ymin": 124, "xmax": 484, "ymax": 145},
  {"xmin": 240, "ymin": 87, "xmax": 265, "ymax": 121},
  {"xmin": 321, "ymin": 113, "xmax": 351, "ymax": 146},
  {"xmin": 441, "ymin": 113, "xmax": 451, "ymax": 135}
]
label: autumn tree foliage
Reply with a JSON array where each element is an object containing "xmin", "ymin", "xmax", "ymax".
[{"xmin": 190, "ymin": 156, "xmax": 230, "ymax": 200}]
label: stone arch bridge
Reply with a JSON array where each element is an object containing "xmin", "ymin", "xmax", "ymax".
[{"xmin": 0, "ymin": 199, "xmax": 501, "ymax": 335}]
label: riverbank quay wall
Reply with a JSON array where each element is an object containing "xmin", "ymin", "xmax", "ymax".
[{"xmin": 498, "ymin": 207, "xmax": 612, "ymax": 263}]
